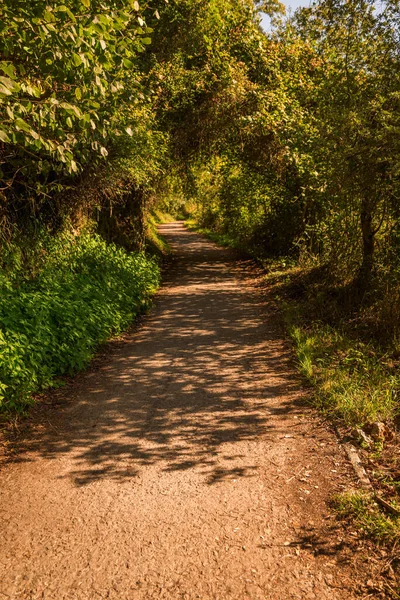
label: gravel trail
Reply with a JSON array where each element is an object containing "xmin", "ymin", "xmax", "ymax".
[{"xmin": 0, "ymin": 223, "xmax": 362, "ymax": 599}]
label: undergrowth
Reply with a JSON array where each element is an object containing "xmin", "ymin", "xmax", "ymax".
[
  {"xmin": 146, "ymin": 212, "xmax": 173, "ymax": 256},
  {"xmin": 283, "ymin": 304, "xmax": 399, "ymax": 427},
  {"xmin": 0, "ymin": 231, "xmax": 160, "ymax": 414}
]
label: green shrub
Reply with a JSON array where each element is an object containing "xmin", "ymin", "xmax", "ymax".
[{"xmin": 0, "ymin": 233, "xmax": 160, "ymax": 413}]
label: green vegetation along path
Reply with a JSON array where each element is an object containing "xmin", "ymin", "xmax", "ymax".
[{"xmin": 0, "ymin": 223, "xmax": 367, "ymax": 599}]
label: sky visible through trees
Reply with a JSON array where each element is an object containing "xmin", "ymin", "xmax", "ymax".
[{"xmin": 260, "ymin": 0, "xmax": 311, "ymax": 30}]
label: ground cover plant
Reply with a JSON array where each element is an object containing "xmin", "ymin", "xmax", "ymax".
[{"xmin": 0, "ymin": 231, "xmax": 160, "ymax": 414}]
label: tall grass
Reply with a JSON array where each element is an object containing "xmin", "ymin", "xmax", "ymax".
[{"xmin": 284, "ymin": 306, "xmax": 398, "ymax": 427}]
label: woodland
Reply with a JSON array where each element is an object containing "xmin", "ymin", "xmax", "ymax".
[{"xmin": 0, "ymin": 0, "xmax": 400, "ymax": 528}]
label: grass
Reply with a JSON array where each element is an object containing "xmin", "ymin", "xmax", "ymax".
[
  {"xmin": 332, "ymin": 490, "xmax": 400, "ymax": 545},
  {"xmin": 279, "ymin": 273, "xmax": 400, "ymax": 552},
  {"xmin": 231, "ymin": 248, "xmax": 400, "ymax": 430},
  {"xmin": 145, "ymin": 212, "xmax": 172, "ymax": 256},
  {"xmin": 283, "ymin": 305, "xmax": 398, "ymax": 427},
  {"xmin": 151, "ymin": 209, "xmax": 176, "ymax": 224}
]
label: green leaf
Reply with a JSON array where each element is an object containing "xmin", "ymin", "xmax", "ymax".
[
  {"xmin": 0, "ymin": 76, "xmax": 20, "ymax": 94},
  {"xmin": 75, "ymin": 87, "xmax": 82, "ymax": 100},
  {"xmin": 43, "ymin": 10, "xmax": 55, "ymax": 23},
  {"xmin": 14, "ymin": 118, "xmax": 31, "ymax": 133},
  {"xmin": 0, "ymin": 62, "xmax": 16, "ymax": 78},
  {"xmin": 0, "ymin": 129, "xmax": 10, "ymax": 143},
  {"xmin": 60, "ymin": 102, "xmax": 83, "ymax": 119},
  {"xmin": 24, "ymin": 84, "xmax": 41, "ymax": 98},
  {"xmin": 72, "ymin": 53, "xmax": 83, "ymax": 67}
]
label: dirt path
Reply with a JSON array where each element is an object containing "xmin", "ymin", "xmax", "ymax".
[{"xmin": 0, "ymin": 223, "xmax": 366, "ymax": 599}]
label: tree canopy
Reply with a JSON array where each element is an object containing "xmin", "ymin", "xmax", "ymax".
[{"xmin": 0, "ymin": 0, "xmax": 399, "ymax": 325}]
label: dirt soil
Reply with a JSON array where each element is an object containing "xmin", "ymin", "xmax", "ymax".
[{"xmin": 0, "ymin": 223, "xmax": 383, "ymax": 599}]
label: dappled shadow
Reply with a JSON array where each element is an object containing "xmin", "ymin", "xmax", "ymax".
[
  {"xmin": 9, "ymin": 222, "xmax": 308, "ymax": 486},
  {"xmin": 282, "ymin": 530, "xmax": 346, "ymax": 557}
]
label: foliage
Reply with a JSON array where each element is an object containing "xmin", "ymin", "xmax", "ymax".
[
  {"xmin": 0, "ymin": 231, "xmax": 159, "ymax": 413},
  {"xmin": 1, "ymin": 0, "xmax": 400, "ymax": 418},
  {"xmin": 186, "ymin": 0, "xmax": 400, "ymax": 327},
  {"xmin": 0, "ymin": 0, "xmax": 159, "ymax": 196},
  {"xmin": 145, "ymin": 211, "xmax": 172, "ymax": 256}
]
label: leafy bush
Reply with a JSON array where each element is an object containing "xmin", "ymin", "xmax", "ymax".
[
  {"xmin": 0, "ymin": 233, "xmax": 160, "ymax": 413},
  {"xmin": 0, "ymin": 0, "xmax": 153, "ymax": 187}
]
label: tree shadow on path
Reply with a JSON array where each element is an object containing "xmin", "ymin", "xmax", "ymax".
[{"xmin": 9, "ymin": 223, "xmax": 308, "ymax": 486}]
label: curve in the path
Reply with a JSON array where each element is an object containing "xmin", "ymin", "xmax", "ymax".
[{"xmin": 0, "ymin": 223, "xmax": 358, "ymax": 599}]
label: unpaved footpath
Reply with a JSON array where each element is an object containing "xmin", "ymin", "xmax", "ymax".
[{"xmin": 0, "ymin": 223, "xmax": 367, "ymax": 600}]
